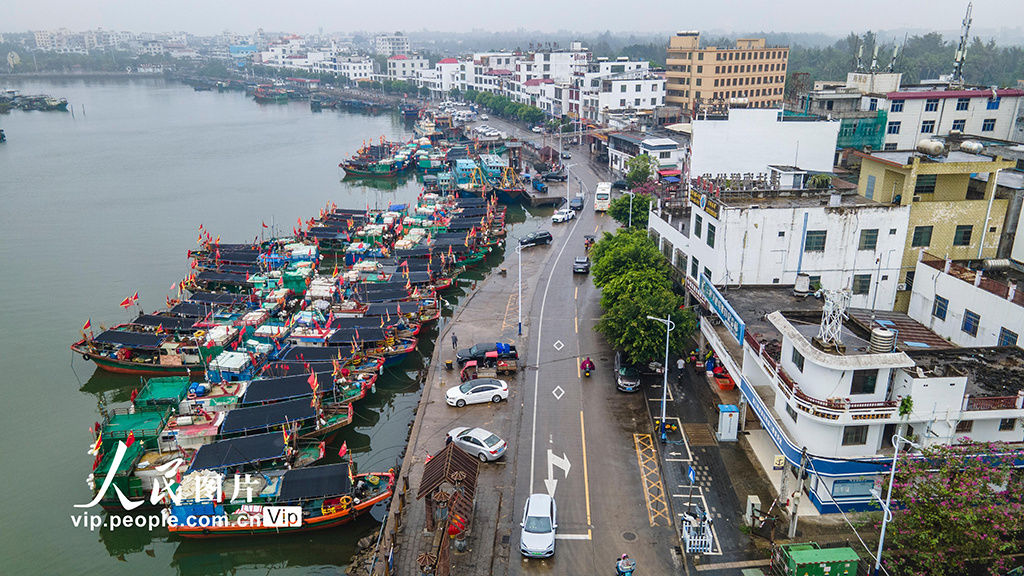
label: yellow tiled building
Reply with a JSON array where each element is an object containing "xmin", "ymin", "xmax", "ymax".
[
  {"xmin": 665, "ymin": 31, "xmax": 788, "ymax": 113},
  {"xmin": 855, "ymin": 150, "xmax": 1014, "ymax": 311}
]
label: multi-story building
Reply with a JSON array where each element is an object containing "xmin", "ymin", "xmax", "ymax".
[
  {"xmin": 666, "ymin": 31, "xmax": 788, "ymax": 114},
  {"xmin": 374, "ymin": 32, "xmax": 409, "ymax": 57},
  {"xmin": 415, "ymin": 58, "xmax": 462, "ymax": 98},
  {"xmin": 312, "ymin": 56, "xmax": 373, "ymax": 81},
  {"xmin": 908, "ymin": 254, "xmax": 1024, "ymax": 349},
  {"xmin": 650, "ymin": 189, "xmax": 909, "ymax": 311},
  {"xmin": 855, "ymin": 149, "xmax": 1015, "ymax": 310},
  {"xmin": 259, "ymin": 36, "xmax": 307, "ymax": 68},
  {"xmin": 866, "ymin": 85, "xmax": 1024, "ymax": 149},
  {"xmin": 386, "ymin": 54, "xmax": 428, "ymax": 79}
]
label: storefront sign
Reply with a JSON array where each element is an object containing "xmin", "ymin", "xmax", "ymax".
[
  {"xmin": 689, "ymin": 189, "xmax": 720, "ymax": 219},
  {"xmin": 698, "ymin": 275, "xmax": 744, "ymax": 344},
  {"xmin": 685, "ymin": 276, "xmax": 709, "ymax": 308}
]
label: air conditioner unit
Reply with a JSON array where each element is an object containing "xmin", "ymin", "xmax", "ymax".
[
  {"xmin": 896, "ymin": 283, "xmax": 907, "ymax": 291},
  {"xmin": 912, "ymin": 195, "xmax": 922, "ymax": 202}
]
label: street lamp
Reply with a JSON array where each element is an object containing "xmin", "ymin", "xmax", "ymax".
[
  {"xmin": 624, "ymin": 190, "xmax": 636, "ymax": 228},
  {"xmin": 872, "ymin": 432, "xmax": 921, "ymax": 576},
  {"xmin": 515, "ymin": 243, "xmax": 523, "ymax": 336},
  {"xmin": 646, "ymin": 315, "xmax": 674, "ymax": 442}
]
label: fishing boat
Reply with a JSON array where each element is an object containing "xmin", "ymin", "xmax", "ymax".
[
  {"xmin": 453, "ymin": 159, "xmax": 490, "ymax": 195},
  {"xmin": 165, "ymin": 463, "xmax": 395, "ymax": 538},
  {"xmin": 72, "ymin": 327, "xmax": 205, "ymax": 376}
]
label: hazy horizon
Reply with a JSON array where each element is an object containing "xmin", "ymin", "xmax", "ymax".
[{"xmin": 4, "ymin": 0, "xmax": 1024, "ymax": 38}]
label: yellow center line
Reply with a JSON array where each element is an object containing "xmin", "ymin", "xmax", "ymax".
[
  {"xmin": 577, "ymin": 356, "xmax": 581, "ymax": 379},
  {"xmin": 593, "ymin": 223, "xmax": 599, "ymax": 234},
  {"xmin": 580, "ymin": 410, "xmax": 592, "ymax": 525},
  {"xmin": 574, "ymin": 286, "xmax": 578, "ymax": 300},
  {"xmin": 575, "ymin": 315, "xmax": 578, "ymax": 333}
]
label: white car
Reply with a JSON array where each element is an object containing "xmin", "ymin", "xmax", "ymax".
[
  {"xmin": 445, "ymin": 378, "xmax": 509, "ymax": 407},
  {"xmin": 480, "ymin": 114, "xmax": 489, "ymax": 120},
  {"xmin": 552, "ymin": 208, "xmax": 576, "ymax": 223},
  {"xmin": 531, "ymin": 126, "xmax": 544, "ymax": 133},
  {"xmin": 447, "ymin": 426, "xmax": 507, "ymax": 462},
  {"xmin": 520, "ymin": 493, "xmax": 557, "ymax": 558}
]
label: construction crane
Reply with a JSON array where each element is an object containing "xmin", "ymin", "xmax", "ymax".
[{"xmin": 951, "ymin": 2, "xmax": 973, "ymax": 86}]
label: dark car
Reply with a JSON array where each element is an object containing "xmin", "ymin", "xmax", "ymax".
[
  {"xmin": 532, "ymin": 179, "xmax": 549, "ymax": 193},
  {"xmin": 519, "ymin": 230, "xmax": 553, "ymax": 248},
  {"xmin": 612, "ymin": 180, "xmax": 629, "ymax": 190},
  {"xmin": 568, "ymin": 196, "xmax": 584, "ymax": 211},
  {"xmin": 456, "ymin": 342, "xmax": 519, "ymax": 366},
  {"xmin": 561, "ymin": 151, "xmax": 572, "ymax": 159},
  {"xmin": 572, "ymin": 257, "xmax": 590, "ymax": 274},
  {"xmin": 542, "ymin": 172, "xmax": 568, "ymax": 182},
  {"xmin": 614, "ymin": 351, "xmax": 641, "ymax": 392}
]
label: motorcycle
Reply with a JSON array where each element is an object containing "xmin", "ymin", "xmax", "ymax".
[
  {"xmin": 615, "ymin": 555, "xmax": 636, "ymax": 576},
  {"xmin": 584, "ymin": 368, "xmax": 591, "ymax": 378}
]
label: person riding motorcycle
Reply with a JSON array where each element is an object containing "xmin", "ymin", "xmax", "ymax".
[
  {"xmin": 580, "ymin": 357, "xmax": 595, "ymax": 373},
  {"xmin": 616, "ymin": 554, "xmax": 636, "ymax": 575}
]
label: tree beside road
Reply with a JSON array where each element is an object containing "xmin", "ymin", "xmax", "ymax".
[{"xmin": 607, "ymin": 192, "xmax": 652, "ymax": 228}]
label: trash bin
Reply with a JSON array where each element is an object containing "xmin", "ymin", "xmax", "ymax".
[{"xmin": 445, "ymin": 360, "xmax": 454, "ymax": 371}]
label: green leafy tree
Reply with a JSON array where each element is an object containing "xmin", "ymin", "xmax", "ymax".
[
  {"xmin": 883, "ymin": 440, "xmax": 1024, "ymax": 576},
  {"xmin": 607, "ymin": 192, "xmax": 652, "ymax": 228},
  {"xmin": 625, "ymin": 154, "xmax": 654, "ymax": 187},
  {"xmin": 589, "ymin": 228, "xmax": 666, "ymax": 288},
  {"xmin": 596, "ymin": 270, "xmax": 696, "ymax": 365}
]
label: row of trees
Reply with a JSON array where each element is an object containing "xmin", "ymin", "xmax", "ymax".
[
  {"xmin": 459, "ymin": 89, "xmax": 546, "ymax": 125},
  {"xmin": 590, "ymin": 228, "xmax": 695, "ymax": 365}
]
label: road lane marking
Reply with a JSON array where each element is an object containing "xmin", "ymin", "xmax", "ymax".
[
  {"xmin": 593, "ymin": 223, "xmax": 599, "ymax": 233},
  {"xmin": 580, "ymin": 410, "xmax": 591, "ymax": 525},
  {"xmin": 529, "ymin": 207, "xmax": 585, "ymax": 494},
  {"xmin": 574, "ymin": 316, "xmax": 578, "ymax": 334},
  {"xmin": 633, "ymin": 434, "xmax": 671, "ymax": 527},
  {"xmin": 552, "ymin": 386, "xmax": 565, "ymax": 400},
  {"xmin": 576, "ymin": 356, "xmax": 581, "ymax": 379},
  {"xmin": 574, "ymin": 286, "xmax": 578, "ymax": 300},
  {"xmin": 554, "ymin": 533, "xmax": 592, "ymax": 540}
]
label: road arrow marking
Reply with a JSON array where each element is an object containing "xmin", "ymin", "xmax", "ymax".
[{"xmin": 544, "ymin": 449, "xmax": 571, "ymax": 496}]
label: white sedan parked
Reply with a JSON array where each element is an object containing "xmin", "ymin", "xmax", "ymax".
[
  {"xmin": 447, "ymin": 427, "xmax": 507, "ymax": 462},
  {"xmin": 552, "ymin": 208, "xmax": 576, "ymax": 223},
  {"xmin": 445, "ymin": 378, "xmax": 509, "ymax": 407}
]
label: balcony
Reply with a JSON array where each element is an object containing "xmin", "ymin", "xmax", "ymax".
[{"xmin": 920, "ymin": 253, "xmax": 1024, "ymax": 307}]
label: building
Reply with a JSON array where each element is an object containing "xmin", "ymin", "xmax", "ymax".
[
  {"xmin": 791, "ymin": 72, "xmax": 904, "ymax": 151},
  {"xmin": 908, "ymin": 254, "xmax": 1024, "ymax": 349},
  {"xmin": 689, "ymin": 108, "xmax": 840, "ymax": 177},
  {"xmin": 374, "ymin": 32, "xmax": 410, "ymax": 57},
  {"xmin": 386, "ymin": 54, "xmax": 428, "ymax": 79},
  {"xmin": 606, "ymin": 132, "xmax": 687, "ymax": 175},
  {"xmin": 416, "ymin": 57, "xmax": 463, "ymax": 98},
  {"xmin": 649, "ymin": 189, "xmax": 909, "ymax": 311},
  {"xmin": 854, "ymin": 149, "xmax": 1015, "ymax": 310},
  {"xmin": 665, "ymin": 31, "xmax": 788, "ymax": 114},
  {"xmin": 312, "ymin": 56, "xmax": 373, "ymax": 81},
  {"xmin": 692, "ymin": 283, "xmax": 1024, "ymax": 513},
  {"xmin": 867, "ymin": 86, "xmax": 1024, "ymax": 150}
]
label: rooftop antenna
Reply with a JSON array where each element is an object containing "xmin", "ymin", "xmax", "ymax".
[
  {"xmin": 951, "ymin": 2, "xmax": 973, "ymax": 86},
  {"xmin": 854, "ymin": 40, "xmax": 864, "ymax": 72},
  {"xmin": 887, "ymin": 42, "xmax": 899, "ymax": 72},
  {"xmin": 869, "ymin": 44, "xmax": 879, "ymax": 73},
  {"xmin": 814, "ymin": 289, "xmax": 851, "ymax": 353}
]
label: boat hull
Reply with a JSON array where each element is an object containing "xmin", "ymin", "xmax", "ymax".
[{"xmin": 71, "ymin": 342, "xmax": 198, "ymax": 376}]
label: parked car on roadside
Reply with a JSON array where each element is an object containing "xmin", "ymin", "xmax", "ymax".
[
  {"xmin": 518, "ymin": 230, "xmax": 553, "ymax": 248},
  {"xmin": 531, "ymin": 126, "xmax": 544, "ymax": 133},
  {"xmin": 447, "ymin": 427, "xmax": 506, "ymax": 462},
  {"xmin": 542, "ymin": 171, "xmax": 567, "ymax": 182},
  {"xmin": 568, "ymin": 197, "xmax": 584, "ymax": 211},
  {"xmin": 552, "ymin": 208, "xmax": 576, "ymax": 223},
  {"xmin": 614, "ymin": 351, "xmax": 642, "ymax": 392},
  {"xmin": 612, "ymin": 179, "xmax": 629, "ymax": 190},
  {"xmin": 445, "ymin": 378, "xmax": 509, "ymax": 407}
]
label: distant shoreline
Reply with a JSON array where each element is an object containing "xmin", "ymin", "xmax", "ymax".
[{"xmin": 0, "ymin": 72, "xmax": 166, "ymax": 80}]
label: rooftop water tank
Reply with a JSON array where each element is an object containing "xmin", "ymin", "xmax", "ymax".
[
  {"xmin": 916, "ymin": 139, "xmax": 944, "ymax": 156},
  {"xmin": 959, "ymin": 140, "xmax": 984, "ymax": 154},
  {"xmin": 869, "ymin": 327, "xmax": 896, "ymax": 354},
  {"xmin": 793, "ymin": 273, "xmax": 811, "ymax": 297}
]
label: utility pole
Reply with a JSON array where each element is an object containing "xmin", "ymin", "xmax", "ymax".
[{"xmin": 788, "ymin": 447, "xmax": 808, "ymax": 538}]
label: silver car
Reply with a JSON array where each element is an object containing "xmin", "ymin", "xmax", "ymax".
[
  {"xmin": 520, "ymin": 493, "xmax": 557, "ymax": 558},
  {"xmin": 447, "ymin": 426, "xmax": 507, "ymax": 462}
]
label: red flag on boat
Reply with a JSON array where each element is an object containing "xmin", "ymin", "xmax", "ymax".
[
  {"xmin": 318, "ymin": 441, "xmax": 326, "ymax": 460},
  {"xmin": 125, "ymin": 431, "xmax": 136, "ymax": 448},
  {"xmin": 119, "ymin": 295, "xmax": 134, "ymax": 308},
  {"xmin": 83, "ymin": 318, "xmax": 92, "ymax": 331},
  {"xmin": 262, "ymin": 221, "xmax": 269, "ymax": 228},
  {"xmin": 338, "ymin": 441, "xmax": 348, "ymax": 459},
  {"xmin": 307, "ymin": 371, "xmax": 318, "ymax": 391},
  {"xmin": 130, "ymin": 388, "xmax": 138, "ymax": 402},
  {"xmin": 132, "ymin": 291, "xmax": 139, "ymax": 304}
]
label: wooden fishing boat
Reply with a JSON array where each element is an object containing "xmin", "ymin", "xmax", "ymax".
[{"xmin": 72, "ymin": 327, "xmax": 205, "ymax": 376}]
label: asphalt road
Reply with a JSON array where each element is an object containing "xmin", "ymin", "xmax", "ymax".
[{"xmin": 487, "ymin": 146, "xmax": 681, "ymax": 576}]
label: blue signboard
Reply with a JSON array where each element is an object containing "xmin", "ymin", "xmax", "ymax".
[
  {"xmin": 698, "ymin": 275, "xmax": 745, "ymax": 344},
  {"xmin": 687, "ymin": 466, "xmax": 696, "ymax": 485}
]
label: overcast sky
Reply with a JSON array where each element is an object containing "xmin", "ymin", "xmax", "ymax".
[{"xmin": 5, "ymin": 0, "xmax": 1023, "ymax": 36}]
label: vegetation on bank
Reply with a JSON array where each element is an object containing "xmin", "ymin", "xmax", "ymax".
[
  {"xmin": 590, "ymin": 228, "xmax": 695, "ymax": 365},
  {"xmin": 457, "ymin": 89, "xmax": 546, "ymax": 124}
]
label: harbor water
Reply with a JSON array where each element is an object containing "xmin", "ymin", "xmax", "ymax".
[{"xmin": 0, "ymin": 77, "xmax": 521, "ymax": 575}]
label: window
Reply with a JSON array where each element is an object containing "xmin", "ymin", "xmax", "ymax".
[
  {"xmin": 955, "ymin": 420, "xmax": 973, "ymax": 433},
  {"xmin": 703, "ymin": 267, "xmax": 711, "ymax": 279},
  {"xmin": 884, "ymin": 143, "xmax": 898, "ymax": 151},
  {"xmin": 851, "ymin": 370, "xmax": 878, "ymax": 394},
  {"xmin": 778, "ymin": 231, "xmax": 785, "ymax": 237},
  {"xmin": 785, "ymin": 403, "xmax": 798, "ymax": 423},
  {"xmin": 804, "ymin": 230, "xmax": 827, "ymax": 252},
  {"xmin": 914, "ymin": 174, "xmax": 937, "ymax": 194},
  {"xmin": 998, "ymin": 327, "xmax": 1019, "ymax": 347},
  {"xmin": 921, "ymin": 120, "xmax": 935, "ymax": 134},
  {"xmin": 955, "ymin": 98, "xmax": 970, "ymax": 111},
  {"xmin": 929, "ymin": 296, "xmax": 950, "ymax": 321},
  {"xmin": 904, "ymin": 271, "xmax": 915, "ymax": 290},
  {"xmin": 912, "ymin": 225, "xmax": 933, "ymax": 247},
  {"xmin": 982, "ymin": 118, "xmax": 996, "ymax": 132},
  {"xmin": 690, "ymin": 256, "xmax": 699, "ymax": 279},
  {"xmin": 886, "ymin": 121, "xmax": 901, "ymax": 135},
  {"xmin": 865, "ymin": 174, "xmax": 876, "ymax": 199},
  {"xmin": 987, "ymin": 97, "xmax": 1001, "ymax": 110},
  {"xmin": 619, "ymin": 99, "xmax": 625, "ymax": 107},
  {"xmin": 706, "ymin": 224, "xmax": 716, "ymax": 248},
  {"xmin": 953, "ymin": 225, "xmax": 973, "ymax": 246},
  {"xmin": 890, "ymin": 99, "xmax": 904, "ymax": 112},
  {"xmin": 859, "ymin": 229, "xmax": 878, "ymax": 250},
  {"xmin": 925, "ymin": 98, "xmax": 939, "ymax": 112},
  {"xmin": 999, "ymin": 418, "xmax": 1016, "ymax": 431},
  {"xmin": 842, "ymin": 425, "xmax": 869, "ymax": 446},
  {"xmin": 952, "ymin": 119, "xmax": 966, "ymax": 131},
  {"xmin": 852, "ymin": 274, "xmax": 871, "ymax": 295},
  {"xmin": 869, "ymin": 98, "xmax": 878, "ymax": 111},
  {"xmin": 693, "ymin": 214, "xmax": 702, "ymax": 238},
  {"xmin": 961, "ymin": 309, "xmax": 980, "ymax": 337},
  {"xmin": 791, "ymin": 348, "xmax": 805, "ymax": 372},
  {"xmin": 808, "ymin": 275, "xmax": 821, "ymax": 290}
]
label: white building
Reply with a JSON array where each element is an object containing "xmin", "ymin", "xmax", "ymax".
[
  {"xmin": 387, "ymin": 54, "xmax": 428, "ymax": 79},
  {"xmin": 693, "ymin": 283, "xmax": 1024, "ymax": 513},
  {"xmin": 259, "ymin": 36, "xmax": 307, "ymax": 68},
  {"xmin": 907, "ymin": 255, "xmax": 1024, "ymax": 349},
  {"xmin": 689, "ymin": 108, "xmax": 840, "ymax": 177},
  {"xmin": 650, "ymin": 190, "xmax": 909, "ymax": 310},
  {"xmin": 312, "ymin": 56, "xmax": 373, "ymax": 81},
  {"xmin": 864, "ymin": 86, "xmax": 1024, "ymax": 150},
  {"xmin": 374, "ymin": 33, "xmax": 410, "ymax": 57}
]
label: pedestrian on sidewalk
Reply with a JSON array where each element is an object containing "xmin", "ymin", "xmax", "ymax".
[{"xmin": 451, "ymin": 332, "xmax": 458, "ymax": 350}]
